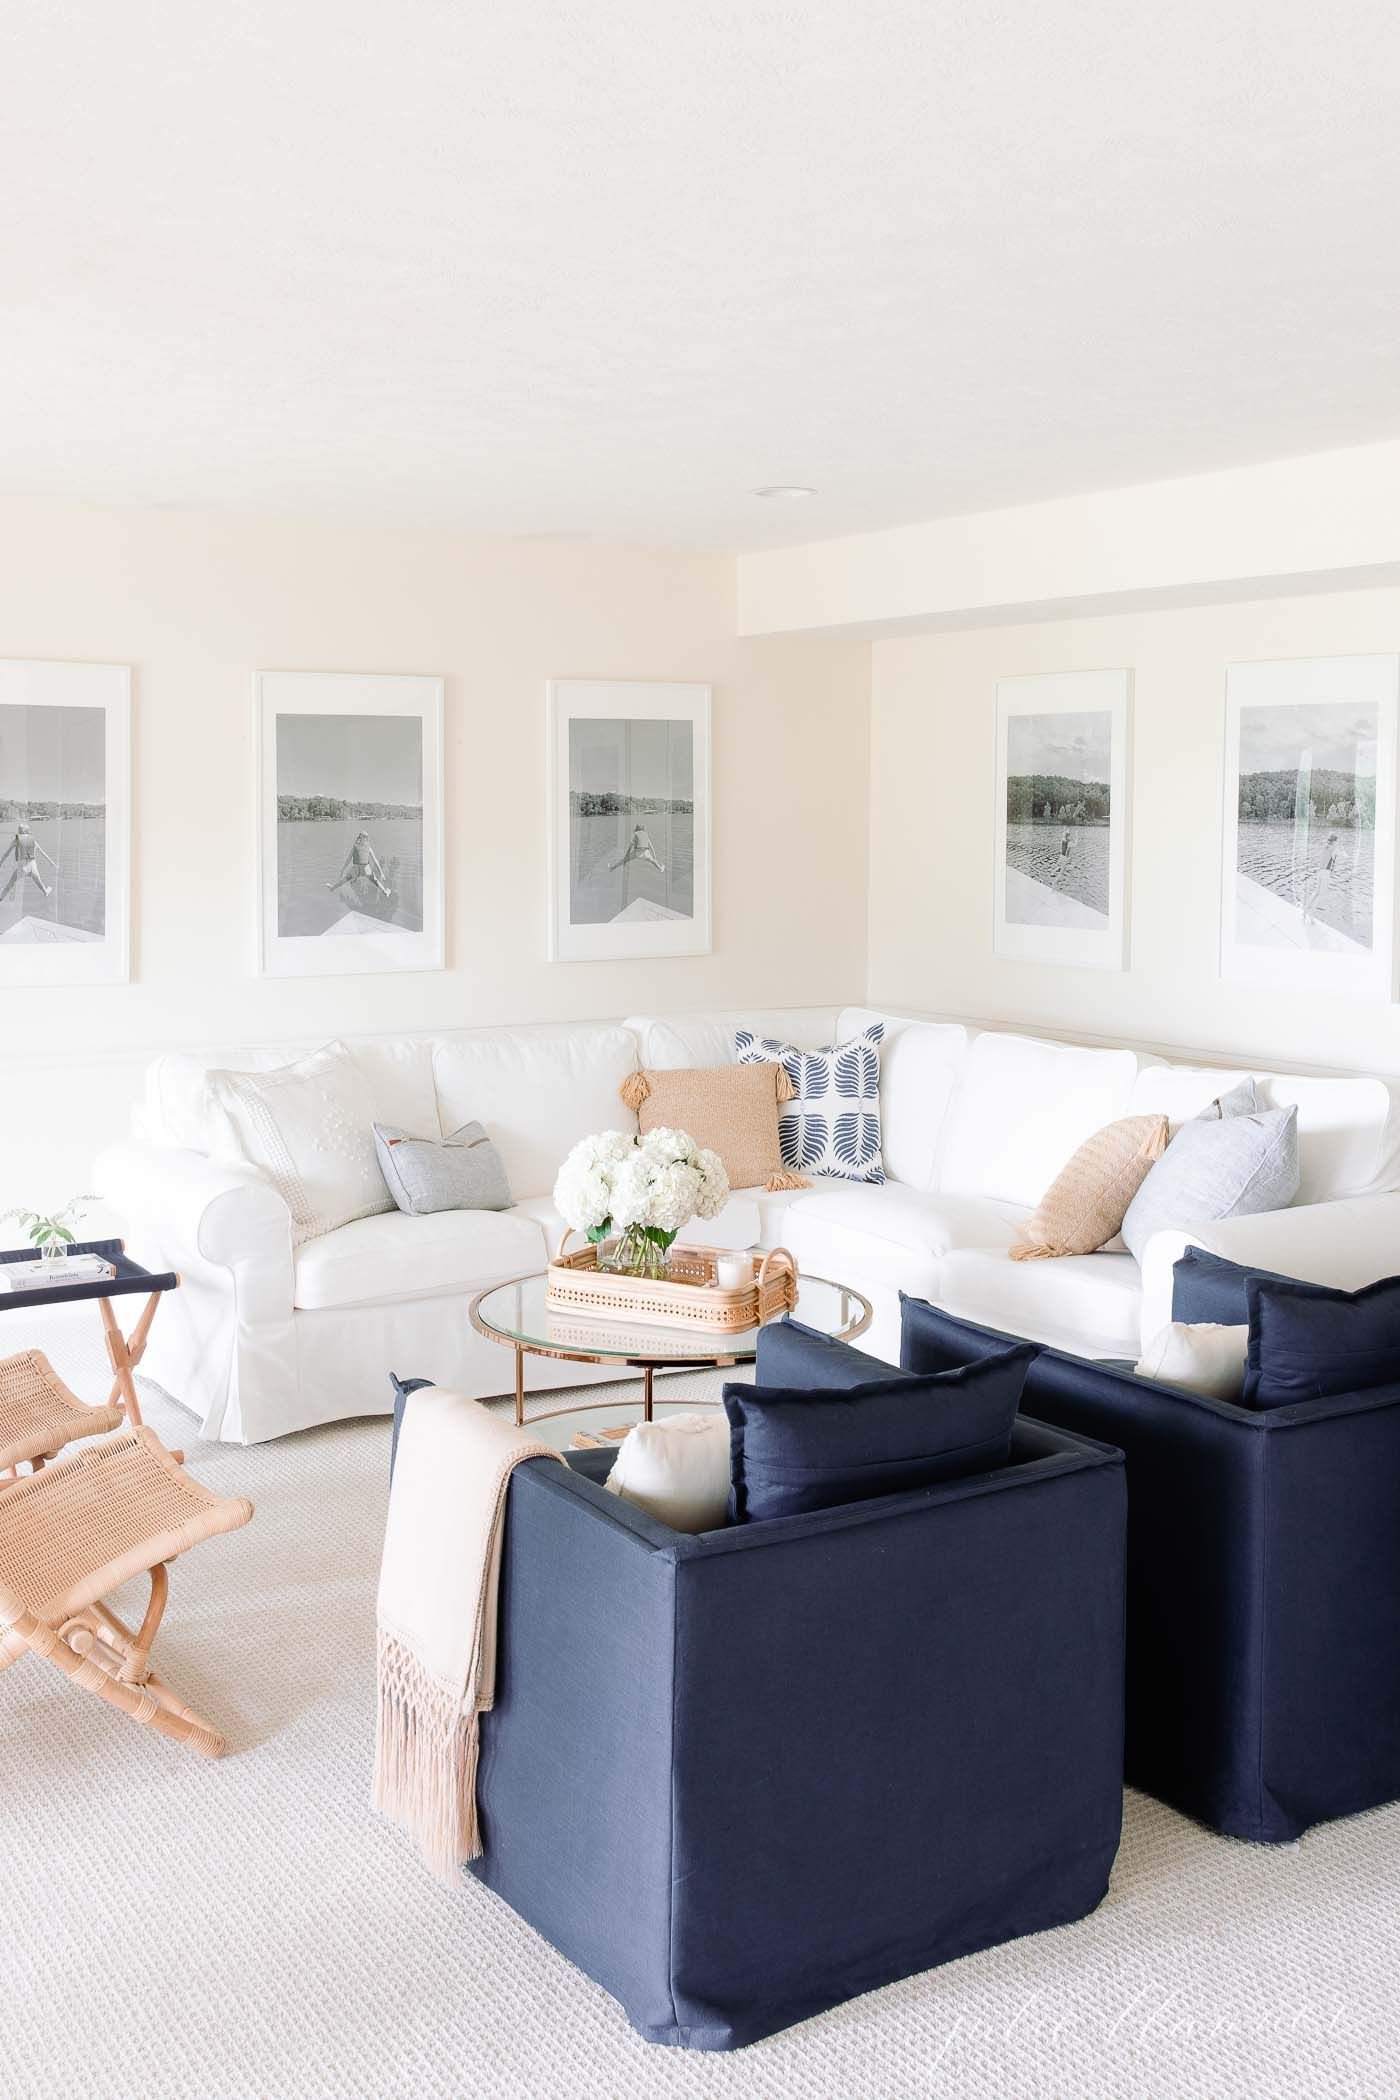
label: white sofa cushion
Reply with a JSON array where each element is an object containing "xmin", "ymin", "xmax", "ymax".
[
  {"xmin": 935, "ymin": 1032, "xmax": 1141, "ymax": 1206},
  {"xmin": 934, "ymin": 1246, "xmax": 1143, "ymax": 1360},
  {"xmin": 208, "ymin": 1042, "xmax": 391, "ymax": 1247},
  {"xmin": 431, "ymin": 1024, "xmax": 639, "ymax": 1198},
  {"xmin": 1128, "ymin": 1061, "xmax": 1395, "ymax": 1205},
  {"xmin": 143, "ymin": 1035, "xmax": 440, "ymax": 1152},
  {"xmin": 839, "ymin": 1008, "xmax": 971, "ymax": 1189},
  {"xmin": 1135, "ymin": 1321, "xmax": 1248, "ymax": 1401},
  {"xmin": 293, "ymin": 1205, "xmax": 547, "ymax": 1311},
  {"xmin": 624, "ymin": 1007, "xmax": 841, "ymax": 1070},
  {"xmin": 786, "ymin": 1181, "xmax": 1028, "ymax": 1256},
  {"xmin": 343, "ymin": 1039, "xmax": 440, "ymax": 1141}
]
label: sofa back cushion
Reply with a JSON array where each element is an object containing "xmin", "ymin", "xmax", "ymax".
[
  {"xmin": 142, "ymin": 1036, "xmax": 440, "ymax": 1152},
  {"xmin": 623, "ymin": 1007, "xmax": 841, "ymax": 1070},
  {"xmin": 725, "ymin": 1322, "xmax": 1035, "ymax": 1523},
  {"xmin": 837, "ymin": 1007, "xmax": 970, "ymax": 1189},
  {"xmin": 432, "ymin": 1023, "xmax": 639, "ymax": 1197},
  {"xmin": 935, "ymin": 1032, "xmax": 1141, "ymax": 1206},
  {"xmin": 1129, "ymin": 1062, "xmax": 1396, "ymax": 1205}
]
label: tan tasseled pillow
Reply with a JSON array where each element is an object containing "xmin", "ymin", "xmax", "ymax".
[
  {"xmin": 1011, "ymin": 1114, "xmax": 1170, "ymax": 1262},
  {"xmin": 619, "ymin": 1066, "xmax": 808, "ymax": 1193}
]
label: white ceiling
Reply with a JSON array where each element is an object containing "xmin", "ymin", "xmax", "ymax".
[{"xmin": 4, "ymin": 0, "xmax": 1400, "ymax": 550}]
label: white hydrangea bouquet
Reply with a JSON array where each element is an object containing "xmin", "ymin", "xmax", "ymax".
[{"xmin": 553, "ymin": 1127, "xmax": 730, "ymax": 1279}]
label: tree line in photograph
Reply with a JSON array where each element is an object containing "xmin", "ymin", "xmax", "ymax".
[
  {"xmin": 1005, "ymin": 774, "xmax": 1110, "ymax": 825},
  {"xmin": 1237, "ymin": 768, "xmax": 1374, "ymax": 827},
  {"xmin": 277, "ymin": 796, "xmax": 421, "ymax": 821},
  {"xmin": 0, "ymin": 799, "xmax": 102, "ymax": 820},
  {"xmin": 570, "ymin": 791, "xmax": 693, "ymax": 816}
]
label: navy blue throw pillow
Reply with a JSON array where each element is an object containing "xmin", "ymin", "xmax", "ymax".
[
  {"xmin": 723, "ymin": 1344, "xmax": 1036, "ymax": 1524},
  {"xmin": 1171, "ymin": 1246, "xmax": 1297, "ymax": 1328},
  {"xmin": 755, "ymin": 1316, "xmax": 908, "ymax": 1391},
  {"xmin": 1244, "ymin": 1273, "xmax": 1400, "ymax": 1408}
]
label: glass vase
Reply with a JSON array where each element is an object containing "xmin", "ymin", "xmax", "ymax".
[
  {"xmin": 608, "ymin": 1225, "xmax": 678, "ymax": 1281},
  {"xmin": 38, "ymin": 1240, "xmax": 67, "ymax": 1271}
]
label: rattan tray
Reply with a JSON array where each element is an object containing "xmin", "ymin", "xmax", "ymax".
[{"xmin": 547, "ymin": 1235, "xmax": 798, "ymax": 1333}]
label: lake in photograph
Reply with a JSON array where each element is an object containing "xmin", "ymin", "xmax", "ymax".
[
  {"xmin": 277, "ymin": 815, "xmax": 424, "ymax": 936},
  {"xmin": 1004, "ymin": 820, "xmax": 1110, "ymax": 920},
  {"xmin": 1236, "ymin": 819, "xmax": 1373, "ymax": 949}
]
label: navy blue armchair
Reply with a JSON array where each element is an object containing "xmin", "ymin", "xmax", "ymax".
[
  {"xmin": 466, "ymin": 1418, "xmax": 1125, "ymax": 2049},
  {"xmin": 902, "ymin": 1292, "xmax": 1400, "ymax": 1845}
]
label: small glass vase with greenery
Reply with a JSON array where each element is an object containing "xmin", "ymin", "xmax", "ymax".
[{"xmin": 2, "ymin": 1194, "xmax": 96, "ymax": 1269}]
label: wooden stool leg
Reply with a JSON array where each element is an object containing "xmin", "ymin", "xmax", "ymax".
[
  {"xmin": 100, "ymin": 1294, "xmax": 158, "ymax": 1428},
  {"xmin": 12, "ymin": 1612, "xmax": 226, "ymax": 1756}
]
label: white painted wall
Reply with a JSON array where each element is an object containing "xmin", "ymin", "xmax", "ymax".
[
  {"xmin": 739, "ymin": 439, "xmax": 1400, "ymax": 638},
  {"xmin": 868, "ymin": 586, "xmax": 1400, "ymax": 1075},
  {"xmin": 0, "ymin": 504, "xmax": 869, "ymax": 1212}
]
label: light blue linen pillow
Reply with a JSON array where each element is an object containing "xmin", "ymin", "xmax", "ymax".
[{"xmin": 1121, "ymin": 1103, "xmax": 1299, "ymax": 1265}]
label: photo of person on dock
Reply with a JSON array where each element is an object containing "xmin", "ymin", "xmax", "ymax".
[
  {"xmin": 0, "ymin": 701, "xmax": 107, "ymax": 945},
  {"xmin": 568, "ymin": 716, "xmax": 693, "ymax": 927},
  {"xmin": 1002, "ymin": 711, "xmax": 1112, "ymax": 929},
  {"xmin": 274, "ymin": 712, "xmax": 424, "ymax": 938}
]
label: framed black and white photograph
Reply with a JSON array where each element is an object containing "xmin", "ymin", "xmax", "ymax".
[
  {"xmin": 256, "ymin": 671, "xmax": 444, "ymax": 977},
  {"xmin": 1220, "ymin": 655, "xmax": 1398, "ymax": 1000},
  {"xmin": 0, "ymin": 659, "xmax": 130, "ymax": 986},
  {"xmin": 547, "ymin": 679, "xmax": 711, "ymax": 961},
  {"xmin": 993, "ymin": 669, "xmax": 1131, "ymax": 971}
]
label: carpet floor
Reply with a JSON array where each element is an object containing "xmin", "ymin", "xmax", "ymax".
[{"xmin": 3, "ymin": 1320, "xmax": 1399, "ymax": 2100}]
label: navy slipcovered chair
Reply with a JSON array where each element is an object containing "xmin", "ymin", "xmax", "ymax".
[
  {"xmin": 902, "ymin": 1284, "xmax": 1400, "ymax": 1846},
  {"xmin": 456, "ymin": 1351, "xmax": 1126, "ymax": 2049}
]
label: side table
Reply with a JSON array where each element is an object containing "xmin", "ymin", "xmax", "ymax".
[{"xmin": 0, "ymin": 1238, "xmax": 180, "ymax": 1430}]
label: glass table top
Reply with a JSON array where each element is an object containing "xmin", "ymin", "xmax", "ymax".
[{"xmin": 471, "ymin": 1269, "xmax": 872, "ymax": 1366}]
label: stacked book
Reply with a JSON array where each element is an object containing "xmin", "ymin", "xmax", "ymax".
[{"xmin": 0, "ymin": 1253, "xmax": 116, "ymax": 1293}]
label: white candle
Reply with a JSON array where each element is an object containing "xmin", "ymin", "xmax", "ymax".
[{"xmin": 714, "ymin": 1253, "xmax": 750, "ymax": 1292}]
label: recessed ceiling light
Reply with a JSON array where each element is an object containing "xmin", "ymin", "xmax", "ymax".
[{"xmin": 751, "ymin": 484, "xmax": 817, "ymax": 500}]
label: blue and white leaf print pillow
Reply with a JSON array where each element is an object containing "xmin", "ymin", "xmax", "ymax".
[{"xmin": 734, "ymin": 1023, "xmax": 885, "ymax": 1184}]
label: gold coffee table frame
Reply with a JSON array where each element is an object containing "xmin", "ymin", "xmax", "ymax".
[{"xmin": 469, "ymin": 1268, "xmax": 874, "ymax": 1428}]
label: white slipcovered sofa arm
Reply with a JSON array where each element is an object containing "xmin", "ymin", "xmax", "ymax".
[
  {"xmin": 1138, "ymin": 1193, "xmax": 1400, "ymax": 1350},
  {"xmin": 93, "ymin": 1142, "xmax": 297, "ymax": 1442},
  {"xmin": 95, "ymin": 1141, "xmax": 292, "ymax": 1277}
]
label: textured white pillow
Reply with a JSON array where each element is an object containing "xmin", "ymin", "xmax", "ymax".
[
  {"xmin": 605, "ymin": 1411, "xmax": 730, "ymax": 1533},
  {"xmin": 207, "ymin": 1041, "xmax": 390, "ymax": 1247},
  {"xmin": 1135, "ymin": 1322, "xmax": 1249, "ymax": 1402}
]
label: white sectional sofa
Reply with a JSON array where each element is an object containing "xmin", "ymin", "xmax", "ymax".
[{"xmin": 95, "ymin": 1003, "xmax": 1400, "ymax": 1442}]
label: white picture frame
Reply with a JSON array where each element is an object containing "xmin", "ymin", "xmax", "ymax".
[
  {"xmin": 993, "ymin": 669, "xmax": 1132, "ymax": 972},
  {"xmin": 0, "ymin": 659, "xmax": 130, "ymax": 986},
  {"xmin": 255, "ymin": 671, "xmax": 444, "ymax": 978},
  {"xmin": 1219, "ymin": 654, "xmax": 1398, "ymax": 1001},
  {"xmin": 547, "ymin": 679, "xmax": 711, "ymax": 962}
]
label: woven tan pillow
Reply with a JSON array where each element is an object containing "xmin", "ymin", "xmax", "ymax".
[
  {"xmin": 619, "ymin": 1065, "xmax": 808, "ymax": 1193},
  {"xmin": 1011, "ymin": 1114, "xmax": 1169, "ymax": 1262}
]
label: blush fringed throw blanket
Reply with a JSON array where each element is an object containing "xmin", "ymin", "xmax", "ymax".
[{"xmin": 374, "ymin": 1388, "xmax": 565, "ymax": 1885}]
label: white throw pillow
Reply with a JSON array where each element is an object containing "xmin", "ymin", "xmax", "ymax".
[
  {"xmin": 604, "ymin": 1411, "xmax": 730, "ymax": 1533},
  {"xmin": 207, "ymin": 1041, "xmax": 390, "ymax": 1246},
  {"xmin": 1135, "ymin": 1322, "xmax": 1249, "ymax": 1402}
]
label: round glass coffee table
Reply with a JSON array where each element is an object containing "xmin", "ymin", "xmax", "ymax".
[{"xmin": 470, "ymin": 1268, "xmax": 873, "ymax": 1428}]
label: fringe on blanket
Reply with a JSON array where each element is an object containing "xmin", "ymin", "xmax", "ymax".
[{"xmin": 373, "ymin": 1630, "xmax": 482, "ymax": 1887}]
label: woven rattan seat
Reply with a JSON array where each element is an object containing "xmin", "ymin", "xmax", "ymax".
[
  {"xmin": 0, "ymin": 1429, "xmax": 253, "ymax": 1756},
  {"xmin": 0, "ymin": 1350, "xmax": 124, "ymax": 1474}
]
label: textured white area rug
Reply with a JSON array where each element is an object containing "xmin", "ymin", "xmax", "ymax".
[{"xmin": 3, "ymin": 1320, "xmax": 1399, "ymax": 2100}]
